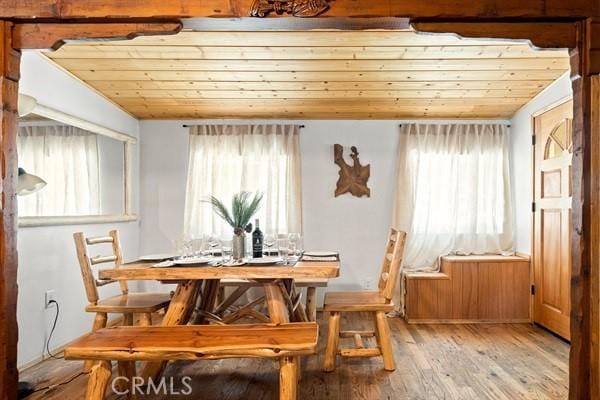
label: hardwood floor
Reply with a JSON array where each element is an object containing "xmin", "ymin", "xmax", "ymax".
[{"xmin": 20, "ymin": 313, "xmax": 569, "ymax": 399}]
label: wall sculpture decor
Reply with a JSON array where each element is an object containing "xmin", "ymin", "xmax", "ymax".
[
  {"xmin": 334, "ymin": 144, "xmax": 371, "ymax": 198},
  {"xmin": 249, "ymin": 0, "xmax": 330, "ymax": 17}
]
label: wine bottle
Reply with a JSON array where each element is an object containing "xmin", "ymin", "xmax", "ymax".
[{"xmin": 252, "ymin": 219, "xmax": 263, "ymax": 258}]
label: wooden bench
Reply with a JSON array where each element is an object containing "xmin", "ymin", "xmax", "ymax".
[{"xmin": 65, "ymin": 323, "xmax": 318, "ymax": 400}]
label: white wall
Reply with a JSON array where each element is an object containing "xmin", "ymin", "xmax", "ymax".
[
  {"xmin": 17, "ymin": 52, "xmax": 140, "ymax": 367},
  {"xmin": 139, "ymin": 120, "xmax": 399, "ymax": 297},
  {"xmin": 138, "ymin": 119, "xmax": 507, "ymax": 302},
  {"xmin": 509, "ymin": 73, "xmax": 573, "ymax": 254}
]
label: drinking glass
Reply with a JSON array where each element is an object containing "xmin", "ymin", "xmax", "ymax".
[
  {"xmin": 208, "ymin": 234, "xmax": 221, "ymax": 258},
  {"xmin": 277, "ymin": 238, "xmax": 290, "ymax": 265},
  {"xmin": 221, "ymin": 239, "xmax": 233, "ymax": 263},
  {"xmin": 264, "ymin": 233, "xmax": 276, "ymax": 256}
]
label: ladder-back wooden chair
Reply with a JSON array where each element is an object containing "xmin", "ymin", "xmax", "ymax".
[
  {"xmin": 323, "ymin": 228, "xmax": 407, "ymax": 372},
  {"xmin": 73, "ymin": 230, "xmax": 171, "ymax": 369}
]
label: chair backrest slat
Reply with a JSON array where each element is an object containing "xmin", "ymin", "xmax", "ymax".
[
  {"xmin": 90, "ymin": 255, "xmax": 118, "ymax": 265},
  {"xmin": 86, "ymin": 236, "xmax": 114, "ymax": 245},
  {"xmin": 377, "ymin": 229, "xmax": 407, "ymax": 302},
  {"xmin": 73, "ymin": 229, "xmax": 128, "ymax": 304}
]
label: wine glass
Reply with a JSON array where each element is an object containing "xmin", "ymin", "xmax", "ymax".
[
  {"xmin": 288, "ymin": 233, "xmax": 300, "ymax": 257},
  {"xmin": 191, "ymin": 237, "xmax": 206, "ymax": 258},
  {"xmin": 264, "ymin": 233, "xmax": 276, "ymax": 257},
  {"xmin": 173, "ymin": 236, "xmax": 192, "ymax": 259}
]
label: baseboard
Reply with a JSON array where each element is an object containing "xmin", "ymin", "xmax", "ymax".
[
  {"xmin": 406, "ymin": 318, "xmax": 532, "ymax": 324},
  {"xmin": 18, "ymin": 316, "xmax": 124, "ymax": 372}
]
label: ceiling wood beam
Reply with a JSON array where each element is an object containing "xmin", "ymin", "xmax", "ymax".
[
  {"xmin": 412, "ymin": 22, "xmax": 579, "ymax": 49},
  {"xmin": 13, "ymin": 22, "xmax": 182, "ymax": 50},
  {"xmin": 1, "ymin": 0, "xmax": 599, "ymax": 19}
]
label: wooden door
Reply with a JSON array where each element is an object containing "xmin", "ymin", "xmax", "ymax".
[{"xmin": 533, "ymin": 99, "xmax": 573, "ymax": 339}]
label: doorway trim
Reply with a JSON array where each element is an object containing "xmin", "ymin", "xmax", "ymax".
[{"xmin": 0, "ymin": 7, "xmax": 597, "ymax": 400}]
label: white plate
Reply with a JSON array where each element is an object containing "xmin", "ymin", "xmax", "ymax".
[
  {"xmin": 139, "ymin": 253, "xmax": 177, "ymax": 261},
  {"xmin": 247, "ymin": 257, "xmax": 283, "ymax": 266},
  {"xmin": 152, "ymin": 260, "xmax": 175, "ymax": 268},
  {"xmin": 173, "ymin": 257, "xmax": 211, "ymax": 266},
  {"xmin": 303, "ymin": 251, "xmax": 338, "ymax": 257}
]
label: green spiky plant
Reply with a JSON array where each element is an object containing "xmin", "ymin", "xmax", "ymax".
[{"xmin": 206, "ymin": 191, "xmax": 263, "ymax": 236}]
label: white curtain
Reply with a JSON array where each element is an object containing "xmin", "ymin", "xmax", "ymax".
[
  {"xmin": 18, "ymin": 125, "xmax": 100, "ymax": 216},
  {"xmin": 393, "ymin": 123, "xmax": 515, "ymax": 311},
  {"xmin": 183, "ymin": 124, "xmax": 303, "ymax": 238}
]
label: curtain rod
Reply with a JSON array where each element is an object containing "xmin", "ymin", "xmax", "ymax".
[
  {"xmin": 182, "ymin": 124, "xmax": 305, "ymax": 128},
  {"xmin": 399, "ymin": 123, "xmax": 511, "ymax": 127}
]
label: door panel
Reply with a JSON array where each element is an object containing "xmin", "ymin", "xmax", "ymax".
[{"xmin": 533, "ymin": 99, "xmax": 572, "ymax": 340}]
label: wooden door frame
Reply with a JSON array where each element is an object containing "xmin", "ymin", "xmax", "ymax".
[{"xmin": 0, "ymin": 4, "xmax": 598, "ymax": 400}]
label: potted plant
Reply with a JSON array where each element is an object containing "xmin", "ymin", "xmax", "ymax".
[{"xmin": 206, "ymin": 191, "xmax": 263, "ymax": 260}]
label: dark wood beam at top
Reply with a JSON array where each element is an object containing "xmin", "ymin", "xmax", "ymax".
[
  {"xmin": 0, "ymin": 0, "xmax": 599, "ymax": 20},
  {"xmin": 412, "ymin": 21, "xmax": 578, "ymax": 49},
  {"xmin": 13, "ymin": 22, "xmax": 182, "ymax": 50},
  {"xmin": 589, "ymin": 22, "xmax": 600, "ymax": 74},
  {"xmin": 182, "ymin": 17, "xmax": 411, "ymax": 31}
]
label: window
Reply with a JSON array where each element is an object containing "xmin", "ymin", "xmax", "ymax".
[
  {"xmin": 408, "ymin": 147, "xmax": 508, "ymax": 235},
  {"xmin": 544, "ymin": 119, "xmax": 573, "ymax": 160},
  {"xmin": 394, "ymin": 123, "xmax": 514, "ymax": 269},
  {"xmin": 183, "ymin": 124, "xmax": 302, "ymax": 238},
  {"xmin": 16, "ymin": 94, "xmax": 137, "ymax": 226},
  {"xmin": 18, "ymin": 124, "xmax": 101, "ymax": 216}
]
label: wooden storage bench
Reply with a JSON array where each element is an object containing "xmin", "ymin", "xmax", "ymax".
[{"xmin": 405, "ymin": 255, "xmax": 530, "ymax": 323}]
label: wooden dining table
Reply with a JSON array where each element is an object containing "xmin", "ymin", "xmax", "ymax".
[{"xmin": 98, "ymin": 259, "xmax": 340, "ymax": 379}]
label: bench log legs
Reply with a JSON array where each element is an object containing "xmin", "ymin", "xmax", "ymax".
[
  {"xmin": 84, "ymin": 313, "xmax": 107, "ymax": 372},
  {"xmin": 280, "ymin": 356, "xmax": 298, "ymax": 400},
  {"xmin": 141, "ymin": 280, "xmax": 201, "ymax": 381},
  {"xmin": 86, "ymin": 361, "xmax": 112, "ymax": 400}
]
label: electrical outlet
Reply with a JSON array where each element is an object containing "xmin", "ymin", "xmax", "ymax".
[{"xmin": 44, "ymin": 290, "xmax": 56, "ymax": 309}]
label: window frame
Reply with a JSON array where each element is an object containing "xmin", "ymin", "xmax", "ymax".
[{"xmin": 17, "ymin": 94, "xmax": 138, "ymax": 227}]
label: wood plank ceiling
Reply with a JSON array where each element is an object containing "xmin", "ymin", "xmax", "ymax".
[{"xmin": 45, "ymin": 30, "xmax": 570, "ymax": 120}]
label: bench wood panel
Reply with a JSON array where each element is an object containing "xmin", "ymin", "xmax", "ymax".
[{"xmin": 405, "ymin": 255, "xmax": 530, "ymax": 323}]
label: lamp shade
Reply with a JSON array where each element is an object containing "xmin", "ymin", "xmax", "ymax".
[{"xmin": 17, "ymin": 168, "xmax": 46, "ymax": 196}]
